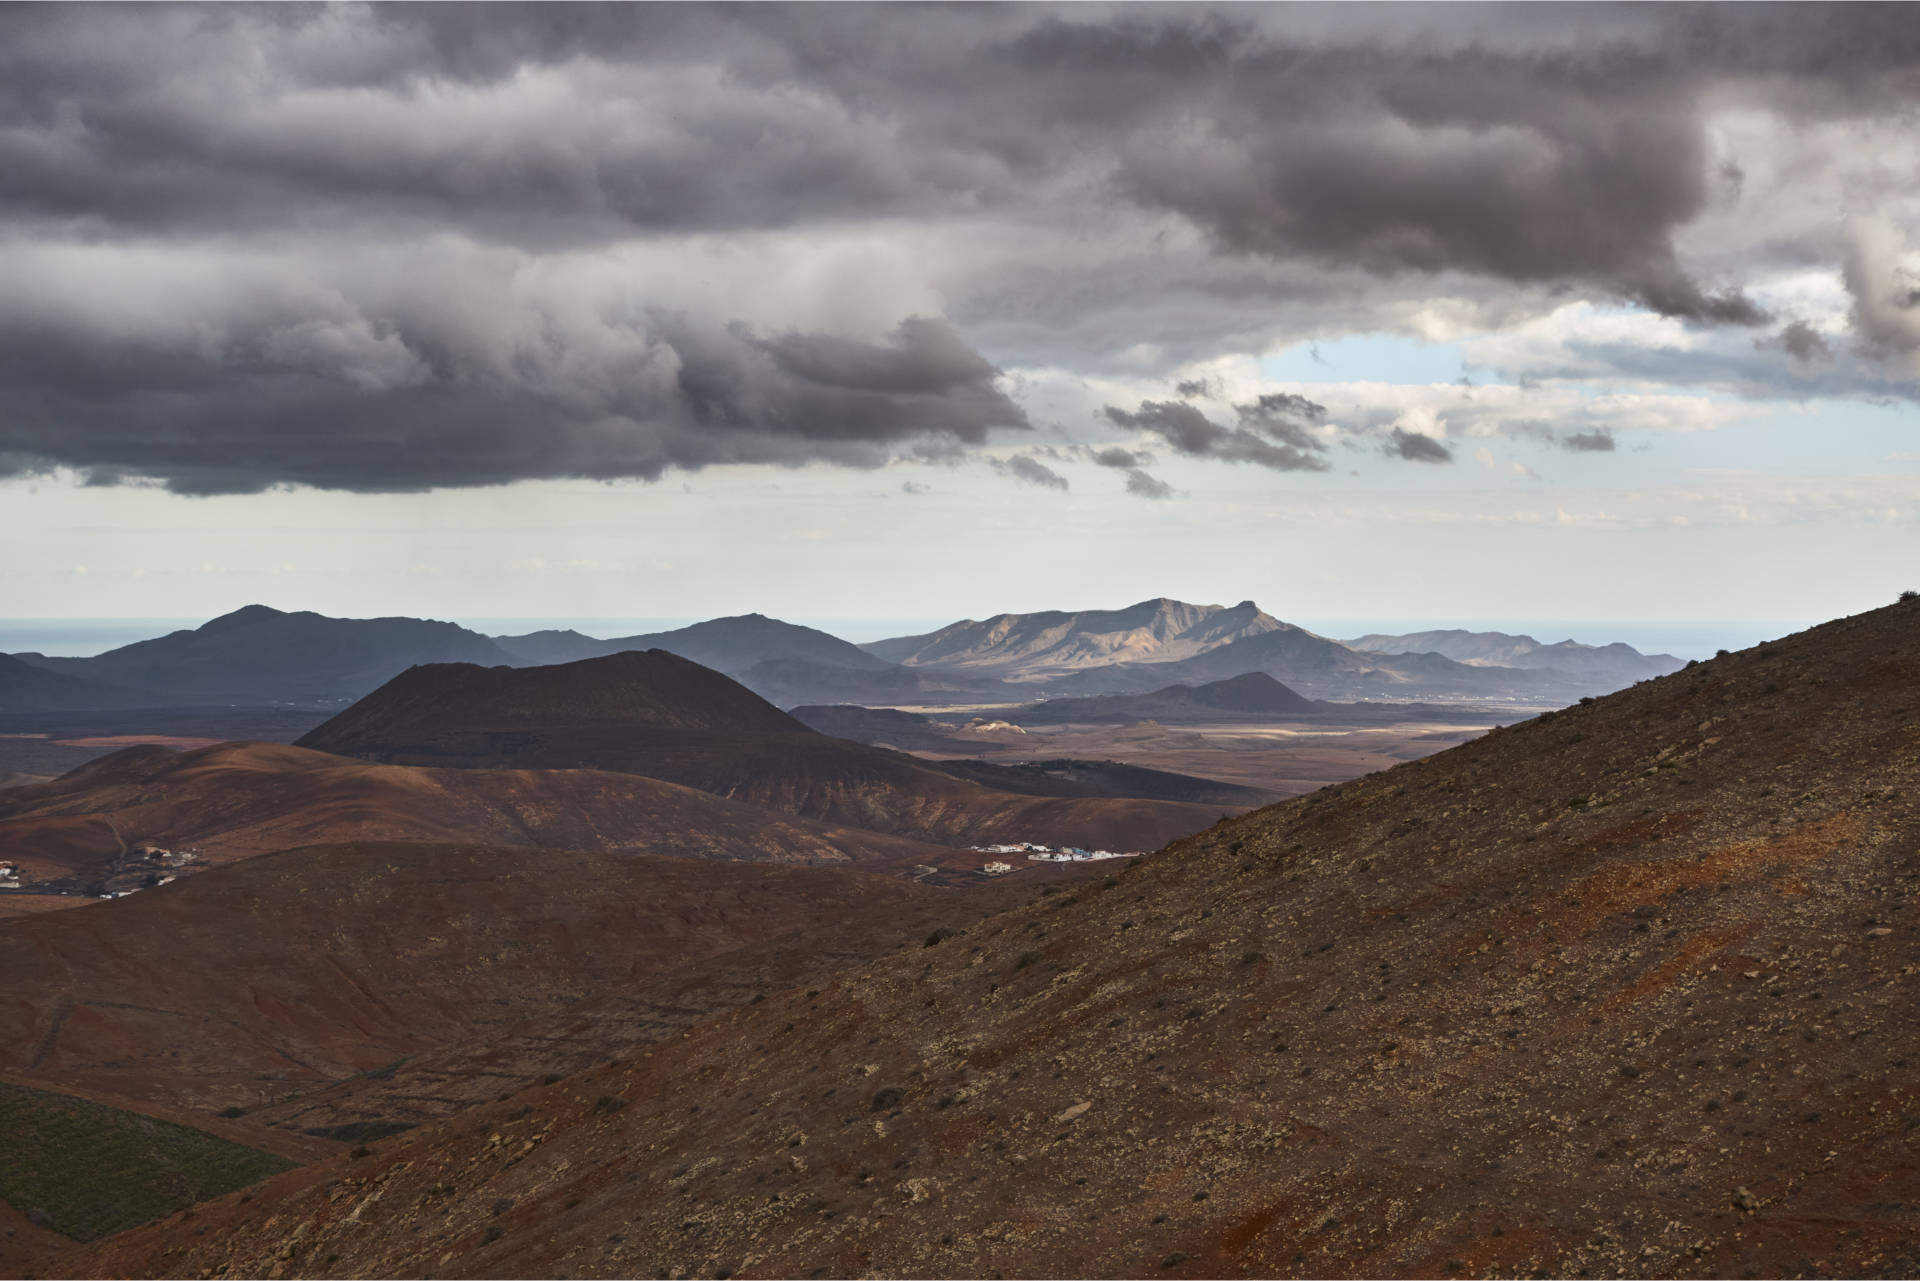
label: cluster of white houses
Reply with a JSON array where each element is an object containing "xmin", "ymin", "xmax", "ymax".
[{"xmin": 970, "ymin": 841, "xmax": 1140, "ymax": 875}]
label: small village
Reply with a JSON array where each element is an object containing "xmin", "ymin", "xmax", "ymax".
[
  {"xmin": 0, "ymin": 842, "xmax": 200, "ymax": 900},
  {"xmin": 968, "ymin": 841, "xmax": 1142, "ymax": 875}
]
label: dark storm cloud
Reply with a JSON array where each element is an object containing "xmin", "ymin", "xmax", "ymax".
[
  {"xmin": 0, "ymin": 308, "xmax": 1030, "ymax": 494},
  {"xmin": 1090, "ymin": 447, "xmax": 1149, "ymax": 470},
  {"xmin": 1102, "ymin": 400, "xmax": 1331, "ymax": 473},
  {"xmin": 1768, "ymin": 321, "xmax": 1833, "ymax": 364},
  {"xmin": 1562, "ymin": 428, "xmax": 1617, "ymax": 452},
  {"xmin": 3, "ymin": 4, "xmax": 1919, "ymax": 490},
  {"xmin": 1386, "ymin": 429, "xmax": 1455, "ymax": 464}
]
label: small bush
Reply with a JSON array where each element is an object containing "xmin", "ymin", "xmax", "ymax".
[
  {"xmin": 592, "ymin": 1095, "xmax": 627, "ymax": 1115},
  {"xmin": 923, "ymin": 927, "xmax": 957, "ymax": 948},
  {"xmin": 1014, "ymin": 950, "xmax": 1042, "ymax": 969},
  {"xmin": 1901, "ymin": 589, "xmax": 1918, "ymax": 602},
  {"xmin": 869, "ymin": 1087, "xmax": 906, "ymax": 1112},
  {"xmin": 216, "ymin": 1106, "xmax": 246, "ymax": 1119}
]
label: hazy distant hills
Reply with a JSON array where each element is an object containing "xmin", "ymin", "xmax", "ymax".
[
  {"xmin": 87, "ymin": 600, "xmax": 1920, "ymax": 1280},
  {"xmin": 1347, "ymin": 627, "xmax": 1685, "ymax": 683},
  {"xmin": 871, "ymin": 598, "xmax": 1683, "ymax": 701},
  {"xmin": 14, "ymin": 605, "xmax": 516, "ymax": 707},
  {"xmin": 863, "ymin": 597, "xmax": 1284, "ymax": 675},
  {"xmin": 4, "ymin": 600, "xmax": 1688, "ymax": 715}
]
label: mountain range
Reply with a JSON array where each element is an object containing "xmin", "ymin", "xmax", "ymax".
[
  {"xmin": 5, "ymin": 599, "xmax": 1687, "ymax": 716},
  {"xmin": 61, "ymin": 597, "xmax": 1920, "ymax": 1280}
]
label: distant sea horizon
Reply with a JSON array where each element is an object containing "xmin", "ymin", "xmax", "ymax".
[{"xmin": 0, "ymin": 614, "xmax": 1819, "ymax": 660}]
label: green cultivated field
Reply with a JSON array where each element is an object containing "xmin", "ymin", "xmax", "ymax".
[{"xmin": 0, "ymin": 1080, "xmax": 297, "ymax": 1241}]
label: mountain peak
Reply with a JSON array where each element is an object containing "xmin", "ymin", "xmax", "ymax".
[{"xmin": 199, "ymin": 604, "xmax": 286, "ymax": 633}]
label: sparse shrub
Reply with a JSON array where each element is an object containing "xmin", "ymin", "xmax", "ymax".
[
  {"xmin": 1014, "ymin": 950, "xmax": 1042, "ymax": 969},
  {"xmin": 1901, "ymin": 589, "xmax": 1918, "ymax": 602},
  {"xmin": 482, "ymin": 1224, "xmax": 504, "ymax": 1244},
  {"xmin": 349, "ymin": 1145, "xmax": 371, "ymax": 1159},
  {"xmin": 1566, "ymin": 796, "xmax": 1590, "ymax": 809},
  {"xmin": 869, "ymin": 1087, "xmax": 905, "ymax": 1112},
  {"xmin": 592, "ymin": 1095, "xmax": 628, "ymax": 1115},
  {"xmin": 217, "ymin": 1106, "xmax": 247, "ymax": 1119},
  {"xmin": 923, "ymin": 927, "xmax": 957, "ymax": 948},
  {"xmin": 540, "ymin": 1073, "xmax": 564, "ymax": 1086},
  {"xmin": 491, "ymin": 1197, "xmax": 514, "ymax": 1216},
  {"xmin": 1716, "ymin": 648, "xmax": 1731, "ymax": 658}
]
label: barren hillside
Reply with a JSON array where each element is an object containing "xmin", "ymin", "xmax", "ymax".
[{"xmin": 73, "ymin": 600, "xmax": 1920, "ymax": 1279}]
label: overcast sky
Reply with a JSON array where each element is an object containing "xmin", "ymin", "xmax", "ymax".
[{"xmin": 4, "ymin": 2, "xmax": 1918, "ymax": 636}]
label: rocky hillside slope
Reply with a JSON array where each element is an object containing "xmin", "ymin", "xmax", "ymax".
[
  {"xmin": 0, "ymin": 740, "xmax": 955, "ymax": 892},
  {"xmin": 72, "ymin": 599, "xmax": 1920, "ymax": 1278}
]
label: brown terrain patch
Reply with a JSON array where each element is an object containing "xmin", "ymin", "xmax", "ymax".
[{"xmin": 45, "ymin": 600, "xmax": 1920, "ymax": 1278}]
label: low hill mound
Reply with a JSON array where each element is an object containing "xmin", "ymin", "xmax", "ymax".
[
  {"xmin": 81, "ymin": 599, "xmax": 1920, "ymax": 1279},
  {"xmin": 295, "ymin": 655, "xmax": 1227, "ymax": 851},
  {"xmin": 298, "ymin": 650, "xmax": 804, "ymax": 750},
  {"xmin": 0, "ymin": 740, "xmax": 953, "ymax": 893}
]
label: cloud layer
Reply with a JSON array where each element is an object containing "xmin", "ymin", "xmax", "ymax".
[{"xmin": 2, "ymin": 4, "xmax": 1919, "ymax": 493}]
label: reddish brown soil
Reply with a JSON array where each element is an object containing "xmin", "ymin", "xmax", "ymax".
[
  {"xmin": 0, "ymin": 1194, "xmax": 75, "ymax": 1279},
  {"xmin": 0, "ymin": 741, "xmax": 964, "ymax": 897},
  {"xmin": 0, "ymin": 841, "xmax": 1104, "ymax": 1122},
  {"xmin": 70, "ymin": 599, "xmax": 1920, "ymax": 1279}
]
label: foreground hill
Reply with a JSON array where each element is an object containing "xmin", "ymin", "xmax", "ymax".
[
  {"xmin": 297, "ymin": 652, "xmax": 1227, "ymax": 850},
  {"xmin": 81, "ymin": 599, "xmax": 1920, "ymax": 1279},
  {"xmin": 0, "ymin": 740, "xmax": 953, "ymax": 893},
  {"xmin": 0, "ymin": 841, "xmax": 1102, "ymax": 1122},
  {"xmin": 15, "ymin": 606, "xmax": 515, "ymax": 706}
]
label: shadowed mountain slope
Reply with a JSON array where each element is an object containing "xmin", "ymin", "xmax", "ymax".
[
  {"xmin": 0, "ymin": 740, "xmax": 954, "ymax": 890},
  {"xmin": 1006, "ymin": 671, "xmax": 1319, "ymax": 725},
  {"xmin": 0, "ymin": 654, "xmax": 169, "ymax": 714},
  {"xmin": 296, "ymin": 653, "xmax": 1227, "ymax": 850},
  {"xmin": 490, "ymin": 615, "xmax": 998, "ymax": 707},
  {"xmin": 493, "ymin": 613, "xmax": 891, "ymax": 674},
  {"xmin": 78, "ymin": 598, "xmax": 1920, "ymax": 1279},
  {"xmin": 16, "ymin": 606, "xmax": 516, "ymax": 706}
]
